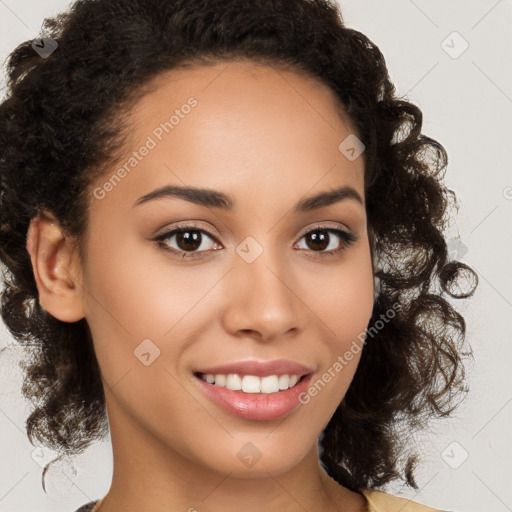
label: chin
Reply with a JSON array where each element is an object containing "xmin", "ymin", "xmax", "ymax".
[{"xmin": 195, "ymin": 440, "xmax": 310, "ymax": 479}]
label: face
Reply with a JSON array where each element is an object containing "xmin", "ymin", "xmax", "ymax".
[{"xmin": 78, "ymin": 60, "xmax": 374, "ymax": 477}]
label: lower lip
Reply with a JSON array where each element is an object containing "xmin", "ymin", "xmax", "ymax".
[{"xmin": 194, "ymin": 373, "xmax": 313, "ymax": 421}]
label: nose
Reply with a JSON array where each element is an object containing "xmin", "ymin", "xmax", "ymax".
[{"xmin": 221, "ymin": 244, "xmax": 304, "ymax": 343}]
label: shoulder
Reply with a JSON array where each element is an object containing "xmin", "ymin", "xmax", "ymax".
[
  {"xmin": 360, "ymin": 489, "xmax": 450, "ymax": 512},
  {"xmin": 73, "ymin": 501, "xmax": 100, "ymax": 512}
]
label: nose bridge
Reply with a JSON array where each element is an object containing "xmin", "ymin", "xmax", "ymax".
[{"xmin": 222, "ymin": 234, "xmax": 301, "ymax": 340}]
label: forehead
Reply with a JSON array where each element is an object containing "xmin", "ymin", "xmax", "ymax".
[
  {"xmin": 132, "ymin": 60, "xmax": 353, "ymax": 134},
  {"xmin": 94, "ymin": 60, "xmax": 365, "ymax": 215}
]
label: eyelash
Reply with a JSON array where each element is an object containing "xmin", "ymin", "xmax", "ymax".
[{"xmin": 153, "ymin": 223, "xmax": 357, "ymax": 260}]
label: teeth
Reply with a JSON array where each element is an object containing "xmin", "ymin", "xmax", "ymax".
[
  {"xmin": 242, "ymin": 375, "xmax": 262, "ymax": 393},
  {"xmin": 226, "ymin": 373, "xmax": 242, "ymax": 390},
  {"xmin": 200, "ymin": 373, "xmax": 303, "ymax": 393},
  {"xmin": 278, "ymin": 374, "xmax": 290, "ymax": 390},
  {"xmin": 214, "ymin": 374, "xmax": 226, "ymax": 387}
]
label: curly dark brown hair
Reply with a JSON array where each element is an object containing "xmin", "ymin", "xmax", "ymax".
[{"xmin": 0, "ymin": 0, "xmax": 478, "ymax": 494}]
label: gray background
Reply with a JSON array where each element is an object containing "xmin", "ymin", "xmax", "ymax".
[{"xmin": 0, "ymin": 1, "xmax": 511, "ymax": 511}]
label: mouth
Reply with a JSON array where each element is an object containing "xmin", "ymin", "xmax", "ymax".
[
  {"xmin": 194, "ymin": 372, "xmax": 308, "ymax": 394},
  {"xmin": 193, "ymin": 369, "xmax": 314, "ymax": 421}
]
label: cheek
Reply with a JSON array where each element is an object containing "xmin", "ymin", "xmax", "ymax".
[
  {"xmin": 82, "ymin": 224, "xmax": 208, "ymax": 336},
  {"xmin": 322, "ymin": 269, "xmax": 373, "ymax": 324},
  {"xmin": 306, "ymin": 244, "xmax": 375, "ymax": 347},
  {"xmin": 330, "ymin": 266, "xmax": 374, "ymax": 346},
  {"xmin": 80, "ymin": 228, "xmax": 182, "ymax": 382},
  {"xmin": 298, "ymin": 245, "xmax": 374, "ymax": 405},
  {"xmin": 295, "ymin": 295, "xmax": 373, "ymax": 433},
  {"xmin": 81, "ymin": 226, "xmax": 241, "ymax": 397}
]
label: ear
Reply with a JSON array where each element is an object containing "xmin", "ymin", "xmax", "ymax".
[{"xmin": 26, "ymin": 213, "xmax": 85, "ymax": 322}]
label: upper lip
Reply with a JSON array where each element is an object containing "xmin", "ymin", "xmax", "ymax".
[{"xmin": 194, "ymin": 359, "xmax": 314, "ymax": 378}]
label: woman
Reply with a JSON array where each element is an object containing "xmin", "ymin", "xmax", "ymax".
[{"xmin": 0, "ymin": 0, "xmax": 477, "ymax": 511}]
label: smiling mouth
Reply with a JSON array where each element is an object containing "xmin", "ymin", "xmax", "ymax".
[{"xmin": 194, "ymin": 372, "xmax": 307, "ymax": 394}]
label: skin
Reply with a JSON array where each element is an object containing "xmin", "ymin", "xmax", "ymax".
[{"xmin": 26, "ymin": 60, "xmax": 374, "ymax": 512}]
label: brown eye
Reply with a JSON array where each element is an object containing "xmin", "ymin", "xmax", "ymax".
[
  {"xmin": 174, "ymin": 230, "xmax": 203, "ymax": 251},
  {"xmin": 295, "ymin": 227, "xmax": 356, "ymax": 256},
  {"xmin": 155, "ymin": 226, "xmax": 221, "ymax": 259},
  {"xmin": 304, "ymin": 230, "xmax": 330, "ymax": 251}
]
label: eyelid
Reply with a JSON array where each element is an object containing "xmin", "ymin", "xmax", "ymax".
[
  {"xmin": 153, "ymin": 220, "xmax": 220, "ymax": 239},
  {"xmin": 296, "ymin": 221, "xmax": 351, "ymax": 238}
]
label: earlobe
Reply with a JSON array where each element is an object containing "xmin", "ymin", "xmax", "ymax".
[{"xmin": 26, "ymin": 214, "xmax": 85, "ymax": 323}]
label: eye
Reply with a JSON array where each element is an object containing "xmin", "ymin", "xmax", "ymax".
[
  {"xmin": 295, "ymin": 225, "xmax": 357, "ymax": 257},
  {"xmin": 153, "ymin": 225, "xmax": 221, "ymax": 259}
]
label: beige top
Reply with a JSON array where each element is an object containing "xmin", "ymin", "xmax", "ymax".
[
  {"xmin": 81, "ymin": 489, "xmax": 447, "ymax": 511},
  {"xmin": 361, "ymin": 490, "xmax": 448, "ymax": 511}
]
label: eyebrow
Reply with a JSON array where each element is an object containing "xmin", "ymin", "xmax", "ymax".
[{"xmin": 134, "ymin": 184, "xmax": 363, "ymax": 213}]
